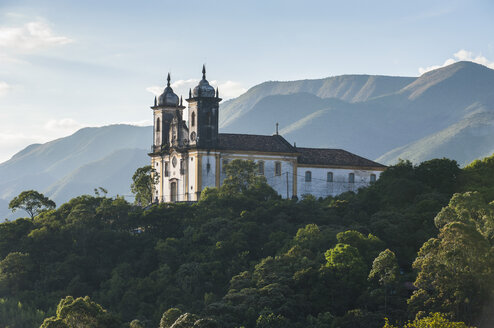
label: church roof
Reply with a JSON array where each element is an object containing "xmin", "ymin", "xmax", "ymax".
[
  {"xmin": 296, "ymin": 147, "xmax": 386, "ymax": 168},
  {"xmin": 217, "ymin": 134, "xmax": 386, "ymax": 168},
  {"xmin": 218, "ymin": 133, "xmax": 297, "ymax": 153}
]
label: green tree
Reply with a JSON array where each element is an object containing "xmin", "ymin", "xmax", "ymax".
[
  {"xmin": 129, "ymin": 319, "xmax": 145, "ymax": 328},
  {"xmin": 336, "ymin": 230, "xmax": 385, "ymax": 266},
  {"xmin": 256, "ymin": 313, "xmax": 288, "ymax": 328},
  {"xmin": 383, "ymin": 312, "xmax": 473, "ymax": 328},
  {"xmin": 163, "ymin": 313, "xmax": 218, "ymax": 328},
  {"xmin": 368, "ymin": 249, "xmax": 399, "ymax": 315},
  {"xmin": 409, "ymin": 221, "xmax": 493, "ymax": 323},
  {"xmin": 40, "ymin": 296, "xmax": 120, "ymax": 328},
  {"xmin": 9, "ymin": 190, "xmax": 56, "ymax": 219},
  {"xmin": 131, "ymin": 165, "xmax": 159, "ymax": 206},
  {"xmin": 416, "ymin": 158, "xmax": 461, "ymax": 195},
  {"xmin": 0, "ymin": 252, "xmax": 34, "ymax": 295},
  {"xmin": 324, "ymin": 243, "xmax": 368, "ymax": 314},
  {"xmin": 160, "ymin": 308, "xmax": 183, "ymax": 328},
  {"xmin": 221, "ymin": 159, "xmax": 267, "ymax": 194}
]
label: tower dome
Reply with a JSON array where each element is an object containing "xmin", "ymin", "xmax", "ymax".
[
  {"xmin": 158, "ymin": 73, "xmax": 179, "ymax": 106},
  {"xmin": 192, "ymin": 65, "xmax": 215, "ymax": 97}
]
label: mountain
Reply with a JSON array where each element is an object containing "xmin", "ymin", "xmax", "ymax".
[
  {"xmin": 2, "ymin": 61, "xmax": 494, "ymax": 219},
  {"xmin": 220, "ymin": 61, "xmax": 494, "ymax": 162},
  {"xmin": 220, "ymin": 74, "xmax": 414, "ymax": 129},
  {"xmin": 377, "ymin": 109, "xmax": 494, "ymax": 167},
  {"xmin": 0, "ymin": 125, "xmax": 151, "ymax": 220}
]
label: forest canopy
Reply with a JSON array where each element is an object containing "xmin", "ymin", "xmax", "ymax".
[{"xmin": 1, "ymin": 155, "xmax": 494, "ymax": 328}]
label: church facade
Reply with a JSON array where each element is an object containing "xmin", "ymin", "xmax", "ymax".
[{"xmin": 149, "ymin": 67, "xmax": 386, "ymax": 202}]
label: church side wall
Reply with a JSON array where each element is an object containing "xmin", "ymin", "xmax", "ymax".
[
  {"xmin": 296, "ymin": 167, "xmax": 383, "ymax": 198},
  {"xmin": 201, "ymin": 154, "xmax": 217, "ymax": 190},
  {"xmin": 217, "ymin": 153, "xmax": 297, "ymax": 198}
]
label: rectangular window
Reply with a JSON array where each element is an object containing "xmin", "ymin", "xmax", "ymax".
[
  {"xmin": 305, "ymin": 171, "xmax": 312, "ymax": 182},
  {"xmin": 222, "ymin": 159, "xmax": 229, "ymax": 173},
  {"xmin": 275, "ymin": 162, "xmax": 282, "ymax": 176},
  {"xmin": 349, "ymin": 173, "xmax": 355, "ymax": 183},
  {"xmin": 165, "ymin": 162, "xmax": 169, "ymax": 177},
  {"xmin": 370, "ymin": 174, "xmax": 376, "ymax": 183},
  {"xmin": 327, "ymin": 172, "xmax": 333, "ymax": 182},
  {"xmin": 258, "ymin": 161, "xmax": 264, "ymax": 175}
]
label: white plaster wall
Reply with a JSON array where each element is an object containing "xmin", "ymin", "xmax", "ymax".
[
  {"xmin": 188, "ymin": 155, "xmax": 197, "ymax": 201},
  {"xmin": 297, "ymin": 167, "xmax": 383, "ymax": 198},
  {"xmin": 201, "ymin": 154, "xmax": 217, "ymax": 190},
  {"xmin": 218, "ymin": 153, "xmax": 296, "ymax": 198},
  {"xmin": 161, "ymin": 152, "xmax": 188, "ymax": 202},
  {"xmin": 155, "ymin": 151, "xmax": 384, "ymax": 202},
  {"xmin": 151, "ymin": 156, "xmax": 161, "ymax": 202}
]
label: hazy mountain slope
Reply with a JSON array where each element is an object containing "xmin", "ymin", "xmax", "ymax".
[
  {"xmin": 0, "ymin": 125, "xmax": 151, "ymax": 220},
  {"xmin": 222, "ymin": 62, "xmax": 494, "ymax": 162},
  {"xmin": 0, "ymin": 199, "xmax": 9, "ymax": 220},
  {"xmin": 377, "ymin": 110, "xmax": 494, "ymax": 167},
  {"xmin": 0, "ymin": 125, "xmax": 151, "ymax": 190},
  {"xmin": 46, "ymin": 148, "xmax": 149, "ymax": 204},
  {"xmin": 224, "ymin": 92, "xmax": 351, "ymax": 135},
  {"xmin": 2, "ymin": 61, "xmax": 494, "ymax": 219},
  {"xmin": 220, "ymin": 75, "xmax": 414, "ymax": 129},
  {"xmin": 279, "ymin": 101, "xmax": 403, "ymax": 159}
]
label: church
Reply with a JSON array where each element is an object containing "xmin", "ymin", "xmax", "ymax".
[{"xmin": 149, "ymin": 66, "xmax": 386, "ymax": 202}]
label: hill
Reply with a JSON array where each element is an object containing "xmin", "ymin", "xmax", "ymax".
[
  {"xmin": 2, "ymin": 155, "xmax": 494, "ymax": 327},
  {"xmin": 2, "ymin": 61, "xmax": 494, "ymax": 218},
  {"xmin": 221, "ymin": 61, "xmax": 494, "ymax": 162},
  {"xmin": 0, "ymin": 125, "xmax": 151, "ymax": 220}
]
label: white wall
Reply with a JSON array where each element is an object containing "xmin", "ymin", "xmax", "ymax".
[
  {"xmin": 155, "ymin": 150, "xmax": 384, "ymax": 202},
  {"xmin": 297, "ymin": 167, "xmax": 383, "ymax": 198},
  {"xmin": 188, "ymin": 155, "xmax": 197, "ymax": 201},
  {"xmin": 217, "ymin": 153, "xmax": 296, "ymax": 198},
  {"xmin": 201, "ymin": 154, "xmax": 217, "ymax": 189}
]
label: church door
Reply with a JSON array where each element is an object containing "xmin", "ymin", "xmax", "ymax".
[{"xmin": 170, "ymin": 181, "xmax": 177, "ymax": 202}]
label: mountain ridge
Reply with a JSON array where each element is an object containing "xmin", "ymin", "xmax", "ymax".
[{"xmin": 2, "ymin": 61, "xmax": 493, "ymax": 220}]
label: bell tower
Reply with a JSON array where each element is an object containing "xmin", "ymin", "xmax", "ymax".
[
  {"xmin": 150, "ymin": 73, "xmax": 185, "ymax": 152},
  {"xmin": 187, "ymin": 65, "xmax": 221, "ymax": 149}
]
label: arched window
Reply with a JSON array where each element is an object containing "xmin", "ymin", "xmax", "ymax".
[
  {"xmin": 305, "ymin": 171, "xmax": 312, "ymax": 182},
  {"xmin": 349, "ymin": 173, "xmax": 355, "ymax": 183},
  {"xmin": 191, "ymin": 112, "xmax": 195, "ymax": 127},
  {"xmin": 327, "ymin": 172, "xmax": 333, "ymax": 182},
  {"xmin": 370, "ymin": 174, "xmax": 376, "ymax": 183},
  {"xmin": 156, "ymin": 118, "xmax": 160, "ymax": 132}
]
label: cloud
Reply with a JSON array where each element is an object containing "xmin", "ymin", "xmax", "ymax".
[
  {"xmin": 0, "ymin": 81, "xmax": 11, "ymax": 97},
  {"xmin": 419, "ymin": 49, "xmax": 494, "ymax": 74},
  {"xmin": 44, "ymin": 118, "xmax": 82, "ymax": 132},
  {"xmin": 210, "ymin": 80, "xmax": 247, "ymax": 100},
  {"xmin": 146, "ymin": 86, "xmax": 164, "ymax": 96},
  {"xmin": 146, "ymin": 79, "xmax": 246, "ymax": 100},
  {"xmin": 116, "ymin": 120, "xmax": 152, "ymax": 126},
  {"xmin": 0, "ymin": 19, "xmax": 73, "ymax": 52}
]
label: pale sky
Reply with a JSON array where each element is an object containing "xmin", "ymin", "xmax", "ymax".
[{"xmin": 0, "ymin": 0, "xmax": 493, "ymax": 162}]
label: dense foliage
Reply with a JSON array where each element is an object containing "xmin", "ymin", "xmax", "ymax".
[
  {"xmin": 8, "ymin": 190, "xmax": 56, "ymax": 219},
  {"xmin": 1, "ymin": 156, "xmax": 494, "ymax": 328}
]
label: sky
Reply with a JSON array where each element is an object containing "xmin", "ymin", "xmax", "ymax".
[{"xmin": 0, "ymin": 0, "xmax": 493, "ymax": 162}]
